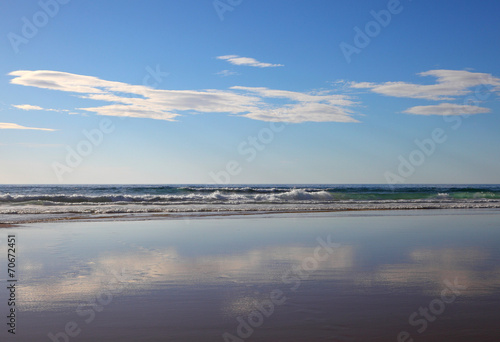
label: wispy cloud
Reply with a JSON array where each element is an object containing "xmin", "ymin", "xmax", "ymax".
[
  {"xmin": 12, "ymin": 104, "xmax": 44, "ymax": 111},
  {"xmin": 403, "ymin": 103, "xmax": 491, "ymax": 116},
  {"xmin": 215, "ymin": 70, "xmax": 239, "ymax": 77},
  {"xmin": 216, "ymin": 55, "xmax": 284, "ymax": 68},
  {"xmin": 0, "ymin": 122, "xmax": 56, "ymax": 131},
  {"xmin": 350, "ymin": 70, "xmax": 500, "ymax": 100},
  {"xmin": 231, "ymin": 86, "xmax": 359, "ymax": 123},
  {"xmin": 9, "ymin": 70, "xmax": 359, "ymax": 124},
  {"xmin": 12, "ymin": 103, "xmax": 78, "ymax": 114},
  {"xmin": 350, "ymin": 69, "xmax": 500, "ymax": 116}
]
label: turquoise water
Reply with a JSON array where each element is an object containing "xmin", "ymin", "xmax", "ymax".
[{"xmin": 1, "ymin": 184, "xmax": 500, "ymax": 223}]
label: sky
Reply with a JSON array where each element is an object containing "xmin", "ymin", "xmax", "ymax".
[{"xmin": 1, "ymin": 0, "xmax": 500, "ymax": 184}]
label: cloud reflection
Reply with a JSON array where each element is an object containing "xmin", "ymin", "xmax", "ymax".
[
  {"xmin": 374, "ymin": 248, "xmax": 500, "ymax": 295},
  {"xmin": 18, "ymin": 244, "xmax": 354, "ymax": 311},
  {"xmin": 17, "ymin": 241, "xmax": 500, "ymax": 313}
]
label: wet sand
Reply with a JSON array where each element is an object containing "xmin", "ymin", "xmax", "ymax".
[{"xmin": 1, "ymin": 209, "xmax": 500, "ymax": 341}]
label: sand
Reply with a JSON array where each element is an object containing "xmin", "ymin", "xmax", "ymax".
[{"xmin": 1, "ymin": 209, "xmax": 499, "ymax": 341}]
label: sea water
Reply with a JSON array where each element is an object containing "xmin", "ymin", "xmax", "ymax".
[{"xmin": 1, "ymin": 184, "xmax": 500, "ymax": 223}]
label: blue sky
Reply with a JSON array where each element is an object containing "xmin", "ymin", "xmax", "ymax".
[{"xmin": 1, "ymin": 0, "xmax": 500, "ymax": 184}]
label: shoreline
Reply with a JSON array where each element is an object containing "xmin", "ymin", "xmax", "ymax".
[{"xmin": 2, "ymin": 206, "xmax": 500, "ymax": 227}]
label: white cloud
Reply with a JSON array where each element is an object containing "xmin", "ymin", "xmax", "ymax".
[
  {"xmin": 12, "ymin": 103, "xmax": 76, "ymax": 113},
  {"xmin": 0, "ymin": 122, "xmax": 56, "ymax": 131},
  {"xmin": 351, "ymin": 69, "xmax": 500, "ymax": 101},
  {"xmin": 243, "ymin": 102, "xmax": 359, "ymax": 123},
  {"xmin": 9, "ymin": 70, "xmax": 359, "ymax": 124},
  {"xmin": 232, "ymin": 86, "xmax": 355, "ymax": 106},
  {"xmin": 216, "ymin": 55, "xmax": 284, "ymax": 68},
  {"xmin": 12, "ymin": 104, "xmax": 44, "ymax": 111},
  {"xmin": 232, "ymin": 86, "xmax": 359, "ymax": 123},
  {"xmin": 403, "ymin": 103, "xmax": 491, "ymax": 116},
  {"xmin": 216, "ymin": 69, "xmax": 239, "ymax": 77},
  {"xmin": 350, "ymin": 69, "xmax": 500, "ymax": 117}
]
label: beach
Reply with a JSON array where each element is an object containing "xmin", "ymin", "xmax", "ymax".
[
  {"xmin": 1, "ymin": 209, "xmax": 499, "ymax": 341},
  {"xmin": 2, "ymin": 0, "xmax": 500, "ymax": 340}
]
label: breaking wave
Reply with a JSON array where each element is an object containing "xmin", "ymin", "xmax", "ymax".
[{"xmin": 1, "ymin": 184, "xmax": 500, "ymax": 223}]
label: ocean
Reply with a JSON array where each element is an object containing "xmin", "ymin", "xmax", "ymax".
[{"xmin": 1, "ymin": 184, "xmax": 500, "ymax": 224}]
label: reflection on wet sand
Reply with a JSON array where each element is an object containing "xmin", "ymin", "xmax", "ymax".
[
  {"xmin": 19, "ymin": 243, "xmax": 355, "ymax": 311},
  {"xmin": 374, "ymin": 247, "xmax": 500, "ymax": 295},
  {"xmin": 1, "ymin": 210, "xmax": 500, "ymax": 341},
  {"xmin": 19, "ymin": 243, "xmax": 500, "ymax": 314}
]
